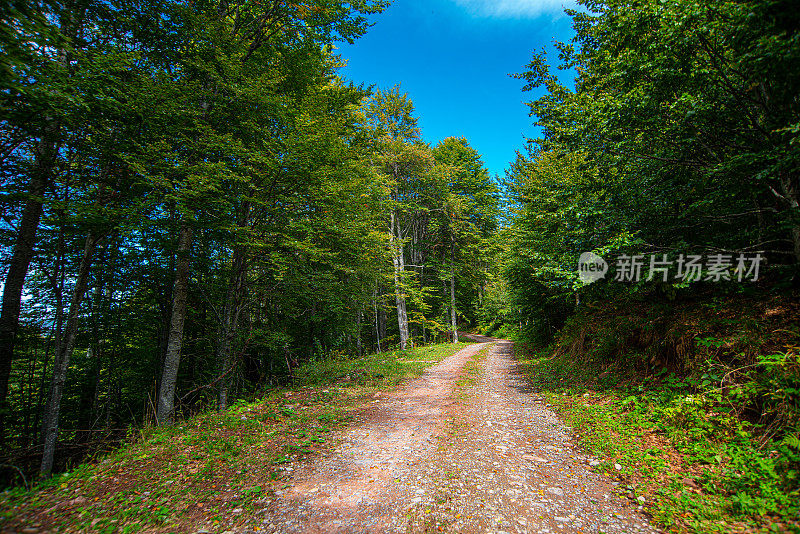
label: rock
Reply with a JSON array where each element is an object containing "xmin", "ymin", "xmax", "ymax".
[
  {"xmin": 589, "ymin": 459, "xmax": 601, "ymax": 467},
  {"xmin": 614, "ymin": 463, "xmax": 622, "ymax": 470},
  {"xmin": 546, "ymin": 487, "xmax": 564, "ymax": 496},
  {"xmin": 637, "ymin": 496, "xmax": 646, "ymax": 504},
  {"xmin": 65, "ymin": 496, "xmax": 87, "ymax": 507},
  {"xmin": 523, "ymin": 454, "xmax": 548, "ymax": 463},
  {"xmin": 21, "ymin": 528, "xmax": 38, "ymax": 534}
]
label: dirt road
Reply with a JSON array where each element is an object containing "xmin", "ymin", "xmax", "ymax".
[{"xmin": 256, "ymin": 338, "xmax": 658, "ymax": 533}]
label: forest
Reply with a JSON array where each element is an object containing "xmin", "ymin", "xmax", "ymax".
[
  {"xmin": 0, "ymin": 0, "xmax": 499, "ymax": 479},
  {"xmin": 1, "ymin": 0, "xmax": 799, "ymax": 531}
]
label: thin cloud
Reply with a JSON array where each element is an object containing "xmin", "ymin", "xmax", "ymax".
[{"xmin": 452, "ymin": 0, "xmax": 577, "ymax": 18}]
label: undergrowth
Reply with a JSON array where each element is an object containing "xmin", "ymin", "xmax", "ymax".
[
  {"xmin": 478, "ymin": 321, "xmax": 518, "ymax": 341},
  {"xmin": 0, "ymin": 342, "xmax": 469, "ymax": 533},
  {"xmin": 516, "ymin": 293, "xmax": 800, "ymax": 533}
]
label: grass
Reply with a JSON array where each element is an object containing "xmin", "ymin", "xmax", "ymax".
[
  {"xmin": 454, "ymin": 343, "xmax": 491, "ymax": 398},
  {"xmin": 0, "ymin": 342, "xmax": 470, "ymax": 533},
  {"xmin": 516, "ymin": 343, "xmax": 800, "ymax": 534}
]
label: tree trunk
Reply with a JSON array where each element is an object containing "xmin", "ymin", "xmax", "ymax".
[
  {"xmin": 373, "ymin": 288, "xmax": 381, "ymax": 354},
  {"xmin": 216, "ymin": 241, "xmax": 247, "ymax": 411},
  {"xmin": 378, "ymin": 295, "xmax": 387, "ymax": 344},
  {"xmin": 356, "ymin": 310, "xmax": 362, "ymax": 357},
  {"xmin": 85, "ymin": 248, "xmax": 105, "ymax": 430},
  {"xmin": 450, "ymin": 246, "xmax": 458, "ymax": 344},
  {"xmin": 390, "ymin": 211, "xmax": 410, "ymax": 350},
  {"xmin": 34, "ymin": 331, "xmax": 53, "ymax": 449},
  {"xmin": 156, "ymin": 223, "xmax": 193, "ymax": 424},
  {"xmin": 40, "ymin": 231, "xmax": 99, "ymax": 477},
  {"xmin": 0, "ymin": 126, "xmax": 58, "ymax": 445},
  {"xmin": 778, "ymin": 171, "xmax": 800, "ymax": 264}
]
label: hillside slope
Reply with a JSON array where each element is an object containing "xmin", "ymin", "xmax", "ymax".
[{"xmin": 515, "ymin": 291, "xmax": 800, "ymax": 533}]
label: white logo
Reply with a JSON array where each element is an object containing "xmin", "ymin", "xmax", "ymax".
[{"xmin": 578, "ymin": 252, "xmax": 608, "ymax": 284}]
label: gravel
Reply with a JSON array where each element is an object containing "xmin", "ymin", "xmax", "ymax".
[{"xmin": 230, "ymin": 338, "xmax": 660, "ymax": 534}]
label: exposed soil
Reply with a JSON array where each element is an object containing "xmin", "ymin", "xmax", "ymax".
[{"xmin": 246, "ymin": 336, "xmax": 659, "ymax": 533}]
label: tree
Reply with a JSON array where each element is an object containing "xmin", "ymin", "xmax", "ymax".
[
  {"xmin": 515, "ymin": 0, "xmax": 800, "ymax": 269},
  {"xmin": 0, "ymin": 0, "xmax": 87, "ymax": 445},
  {"xmin": 366, "ymin": 87, "xmax": 437, "ymax": 350},
  {"xmin": 433, "ymin": 138, "xmax": 499, "ymax": 339}
]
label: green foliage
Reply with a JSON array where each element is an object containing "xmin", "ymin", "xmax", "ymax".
[
  {"xmin": 3, "ymin": 0, "xmax": 480, "ymax": 481},
  {"xmin": 515, "ymin": 0, "xmax": 800, "ymax": 263},
  {"xmin": 294, "ymin": 342, "xmax": 472, "ymax": 388},
  {"xmin": 364, "ymin": 87, "xmax": 500, "ymax": 344},
  {"xmin": 495, "ymin": 0, "xmax": 800, "ymax": 342},
  {"xmin": 516, "ymin": 295, "xmax": 800, "ymax": 531}
]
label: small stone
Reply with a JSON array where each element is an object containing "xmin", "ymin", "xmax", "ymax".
[
  {"xmin": 637, "ymin": 496, "xmax": 646, "ymax": 504},
  {"xmin": 523, "ymin": 454, "xmax": 548, "ymax": 463},
  {"xmin": 614, "ymin": 463, "xmax": 622, "ymax": 470},
  {"xmin": 546, "ymin": 487, "xmax": 564, "ymax": 496},
  {"xmin": 232, "ymin": 508, "xmax": 243, "ymax": 513}
]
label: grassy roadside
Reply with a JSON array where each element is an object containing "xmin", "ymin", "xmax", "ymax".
[
  {"xmin": 453, "ymin": 343, "xmax": 491, "ymax": 398},
  {"xmin": 516, "ymin": 343, "xmax": 800, "ymax": 534},
  {"xmin": 0, "ymin": 342, "xmax": 470, "ymax": 534}
]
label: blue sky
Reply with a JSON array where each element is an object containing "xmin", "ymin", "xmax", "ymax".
[{"xmin": 337, "ymin": 0, "xmax": 578, "ymax": 179}]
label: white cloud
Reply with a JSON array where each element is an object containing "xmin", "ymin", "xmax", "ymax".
[{"xmin": 452, "ymin": 0, "xmax": 576, "ymax": 18}]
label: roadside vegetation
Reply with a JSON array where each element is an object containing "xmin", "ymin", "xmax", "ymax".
[
  {"xmin": 481, "ymin": 2, "xmax": 800, "ymax": 530},
  {"xmin": 0, "ymin": 342, "xmax": 469, "ymax": 533},
  {"xmin": 515, "ymin": 292, "xmax": 800, "ymax": 533},
  {"xmin": 454, "ymin": 343, "xmax": 491, "ymax": 398}
]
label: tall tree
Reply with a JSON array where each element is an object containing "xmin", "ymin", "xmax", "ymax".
[
  {"xmin": 366, "ymin": 87, "xmax": 441, "ymax": 350},
  {"xmin": 0, "ymin": 0, "xmax": 87, "ymax": 445}
]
